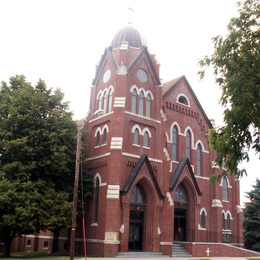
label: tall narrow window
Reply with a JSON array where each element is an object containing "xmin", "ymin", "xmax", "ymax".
[
  {"xmin": 94, "ymin": 178, "xmax": 100, "ymax": 223},
  {"xmin": 172, "ymin": 126, "xmax": 178, "ymax": 161},
  {"xmin": 139, "ymin": 91, "xmax": 144, "ymax": 115},
  {"xmin": 197, "ymin": 144, "xmax": 202, "ymax": 176},
  {"xmin": 108, "ymin": 89, "xmax": 112, "ymax": 113},
  {"xmin": 223, "ymin": 179, "xmax": 228, "ymax": 201},
  {"xmin": 227, "ymin": 213, "xmax": 231, "ymax": 229},
  {"xmin": 103, "ymin": 128, "xmax": 107, "ymax": 145},
  {"xmin": 96, "ymin": 131, "xmax": 100, "ymax": 146},
  {"xmin": 186, "ymin": 131, "xmax": 191, "ymax": 161},
  {"xmin": 146, "ymin": 94, "xmax": 151, "ymax": 118},
  {"xmin": 132, "ymin": 89, "xmax": 137, "ymax": 113},
  {"xmin": 201, "ymin": 211, "xmax": 206, "ymax": 228},
  {"xmin": 103, "ymin": 91, "xmax": 107, "ymax": 114},
  {"xmin": 222, "ymin": 213, "xmax": 225, "ymax": 229},
  {"xmin": 144, "ymin": 131, "xmax": 149, "ymax": 147},
  {"xmin": 134, "ymin": 129, "xmax": 139, "ymax": 145},
  {"xmin": 98, "ymin": 93, "xmax": 102, "ymax": 110}
]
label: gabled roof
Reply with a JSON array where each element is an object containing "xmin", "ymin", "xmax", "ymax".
[
  {"xmin": 163, "ymin": 75, "xmax": 213, "ymax": 129},
  {"xmin": 127, "ymin": 47, "xmax": 161, "ymax": 85},
  {"xmin": 169, "ymin": 157, "xmax": 202, "ymax": 196},
  {"xmin": 121, "ymin": 154, "xmax": 165, "ymax": 200},
  {"xmin": 92, "ymin": 47, "xmax": 118, "ymax": 86},
  {"xmin": 163, "ymin": 75, "xmax": 184, "ymax": 95}
]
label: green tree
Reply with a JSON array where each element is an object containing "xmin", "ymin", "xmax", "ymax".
[
  {"xmin": 243, "ymin": 179, "xmax": 260, "ymax": 252},
  {"xmin": 0, "ymin": 75, "xmax": 77, "ymax": 257},
  {"xmin": 198, "ymin": 0, "xmax": 260, "ymax": 182}
]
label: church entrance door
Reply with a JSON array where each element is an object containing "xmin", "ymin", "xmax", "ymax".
[
  {"xmin": 174, "ymin": 208, "xmax": 187, "ymax": 241},
  {"xmin": 129, "ymin": 210, "xmax": 144, "ymax": 251},
  {"xmin": 129, "ymin": 184, "xmax": 146, "ymax": 252}
]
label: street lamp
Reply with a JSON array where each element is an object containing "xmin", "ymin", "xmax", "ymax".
[{"xmin": 70, "ymin": 109, "xmax": 104, "ymax": 260}]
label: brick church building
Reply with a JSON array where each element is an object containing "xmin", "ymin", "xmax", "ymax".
[
  {"xmin": 82, "ymin": 25, "xmax": 245, "ymax": 257},
  {"xmin": 9, "ymin": 25, "xmax": 260, "ymax": 258}
]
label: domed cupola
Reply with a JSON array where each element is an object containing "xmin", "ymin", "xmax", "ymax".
[{"xmin": 110, "ymin": 26, "xmax": 147, "ymax": 49}]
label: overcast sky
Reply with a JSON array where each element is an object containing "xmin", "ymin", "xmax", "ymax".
[{"xmin": 0, "ymin": 0, "xmax": 258, "ymax": 205}]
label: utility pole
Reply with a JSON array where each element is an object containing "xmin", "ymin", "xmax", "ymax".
[
  {"xmin": 70, "ymin": 109, "xmax": 104, "ymax": 260},
  {"xmin": 70, "ymin": 126, "xmax": 81, "ymax": 260}
]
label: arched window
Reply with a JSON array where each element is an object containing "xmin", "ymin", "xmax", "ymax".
[
  {"xmin": 223, "ymin": 179, "xmax": 228, "ymax": 201},
  {"xmin": 139, "ymin": 91, "xmax": 144, "ymax": 115},
  {"xmin": 144, "ymin": 131, "xmax": 149, "ymax": 147},
  {"xmin": 201, "ymin": 211, "xmax": 206, "ymax": 228},
  {"xmin": 146, "ymin": 94, "xmax": 151, "ymax": 118},
  {"xmin": 172, "ymin": 126, "xmax": 178, "ymax": 161},
  {"xmin": 178, "ymin": 95, "xmax": 188, "ymax": 105},
  {"xmin": 227, "ymin": 213, "xmax": 231, "ymax": 229},
  {"xmin": 27, "ymin": 240, "xmax": 31, "ymax": 246},
  {"xmin": 222, "ymin": 213, "xmax": 225, "ymax": 229},
  {"xmin": 186, "ymin": 131, "xmax": 191, "ymax": 161},
  {"xmin": 197, "ymin": 144, "xmax": 202, "ymax": 176},
  {"xmin": 98, "ymin": 93, "xmax": 102, "ymax": 110},
  {"xmin": 130, "ymin": 184, "xmax": 145, "ymax": 204},
  {"xmin": 93, "ymin": 178, "xmax": 99, "ymax": 223},
  {"xmin": 134, "ymin": 129, "xmax": 139, "ymax": 145},
  {"xmin": 108, "ymin": 89, "xmax": 112, "ymax": 113},
  {"xmin": 132, "ymin": 89, "xmax": 137, "ymax": 113},
  {"xmin": 103, "ymin": 91, "xmax": 107, "ymax": 114},
  {"xmin": 103, "ymin": 128, "xmax": 107, "ymax": 145},
  {"xmin": 96, "ymin": 131, "xmax": 100, "ymax": 146},
  {"xmin": 174, "ymin": 184, "xmax": 188, "ymax": 203},
  {"xmin": 43, "ymin": 241, "xmax": 48, "ymax": 248}
]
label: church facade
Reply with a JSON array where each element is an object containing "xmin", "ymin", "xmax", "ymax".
[{"xmin": 82, "ymin": 26, "xmax": 244, "ymax": 257}]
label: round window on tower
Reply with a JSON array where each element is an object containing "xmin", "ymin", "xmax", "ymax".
[
  {"xmin": 103, "ymin": 69, "xmax": 111, "ymax": 83},
  {"xmin": 137, "ymin": 69, "xmax": 148, "ymax": 83}
]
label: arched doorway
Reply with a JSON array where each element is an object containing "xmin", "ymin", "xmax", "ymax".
[
  {"xmin": 129, "ymin": 184, "xmax": 146, "ymax": 251},
  {"xmin": 174, "ymin": 184, "xmax": 188, "ymax": 241}
]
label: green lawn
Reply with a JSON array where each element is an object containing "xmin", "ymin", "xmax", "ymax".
[{"xmin": 0, "ymin": 251, "xmax": 83, "ymax": 260}]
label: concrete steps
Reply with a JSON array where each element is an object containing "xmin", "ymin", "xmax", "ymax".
[{"xmin": 172, "ymin": 243, "xmax": 193, "ymax": 258}]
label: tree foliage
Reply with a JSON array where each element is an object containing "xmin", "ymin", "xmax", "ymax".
[
  {"xmin": 0, "ymin": 75, "xmax": 77, "ymax": 257},
  {"xmin": 243, "ymin": 179, "xmax": 260, "ymax": 252},
  {"xmin": 198, "ymin": 0, "xmax": 260, "ymax": 182}
]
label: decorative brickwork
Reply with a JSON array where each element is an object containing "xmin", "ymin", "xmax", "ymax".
[{"xmin": 9, "ymin": 25, "xmax": 248, "ymax": 258}]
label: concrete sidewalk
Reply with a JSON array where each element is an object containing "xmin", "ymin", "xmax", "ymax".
[{"xmin": 80, "ymin": 257, "xmax": 260, "ymax": 260}]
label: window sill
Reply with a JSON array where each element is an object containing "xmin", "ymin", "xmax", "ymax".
[{"xmin": 91, "ymin": 223, "xmax": 98, "ymax": 227}]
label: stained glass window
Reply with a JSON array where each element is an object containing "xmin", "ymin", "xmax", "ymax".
[
  {"xmin": 130, "ymin": 185, "xmax": 145, "ymax": 204},
  {"xmin": 172, "ymin": 126, "xmax": 178, "ymax": 161},
  {"xmin": 132, "ymin": 89, "xmax": 137, "ymax": 113},
  {"xmin": 139, "ymin": 91, "xmax": 144, "ymax": 115},
  {"xmin": 134, "ymin": 129, "xmax": 139, "ymax": 145},
  {"xmin": 144, "ymin": 131, "xmax": 149, "ymax": 147},
  {"xmin": 223, "ymin": 179, "xmax": 228, "ymax": 201},
  {"xmin": 174, "ymin": 184, "xmax": 188, "ymax": 203}
]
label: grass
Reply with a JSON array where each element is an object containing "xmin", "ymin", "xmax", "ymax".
[{"xmin": 0, "ymin": 251, "xmax": 83, "ymax": 260}]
